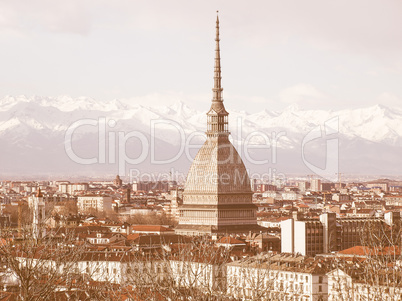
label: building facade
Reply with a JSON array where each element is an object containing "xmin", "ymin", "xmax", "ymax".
[
  {"xmin": 77, "ymin": 195, "xmax": 113, "ymax": 213},
  {"xmin": 132, "ymin": 181, "xmax": 169, "ymax": 192},
  {"xmin": 281, "ymin": 214, "xmax": 324, "ymax": 256},
  {"xmin": 58, "ymin": 182, "xmax": 89, "ymax": 195},
  {"xmin": 226, "ymin": 254, "xmax": 328, "ymax": 301},
  {"xmin": 282, "ymin": 212, "xmax": 394, "ymax": 256},
  {"xmin": 310, "ymin": 179, "xmax": 322, "ymax": 192}
]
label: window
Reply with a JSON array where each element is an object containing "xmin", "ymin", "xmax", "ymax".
[
  {"xmin": 319, "ymin": 285, "xmax": 322, "ymax": 292},
  {"xmin": 319, "ymin": 276, "xmax": 323, "ymax": 284}
]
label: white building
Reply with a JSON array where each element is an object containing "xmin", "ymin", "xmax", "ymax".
[
  {"xmin": 77, "ymin": 195, "xmax": 113, "ymax": 213},
  {"xmin": 226, "ymin": 253, "xmax": 328, "ymax": 301},
  {"xmin": 311, "ymin": 179, "xmax": 322, "ymax": 192},
  {"xmin": 327, "ymin": 267, "xmax": 402, "ymax": 301},
  {"xmin": 281, "ymin": 214, "xmax": 324, "ymax": 256},
  {"xmin": 86, "ymin": 233, "xmax": 126, "ymax": 245},
  {"xmin": 28, "ymin": 188, "xmax": 46, "ymax": 239},
  {"xmin": 281, "ymin": 191, "xmax": 302, "ymax": 201},
  {"xmin": 332, "ymin": 193, "xmax": 350, "ymax": 202},
  {"xmin": 59, "ymin": 183, "xmax": 89, "ymax": 195},
  {"xmin": 16, "ymin": 250, "xmax": 224, "ymax": 292}
]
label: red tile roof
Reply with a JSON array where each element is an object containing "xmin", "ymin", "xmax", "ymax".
[
  {"xmin": 338, "ymin": 245, "xmax": 401, "ymax": 256},
  {"xmin": 126, "ymin": 233, "xmax": 140, "ymax": 241},
  {"xmin": 216, "ymin": 237, "xmax": 246, "ymax": 245},
  {"xmin": 131, "ymin": 225, "xmax": 172, "ymax": 232}
]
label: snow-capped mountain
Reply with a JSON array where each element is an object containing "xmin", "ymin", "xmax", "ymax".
[{"xmin": 0, "ymin": 95, "xmax": 401, "ymax": 178}]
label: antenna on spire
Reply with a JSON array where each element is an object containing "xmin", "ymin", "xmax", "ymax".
[{"xmin": 213, "ymin": 11, "xmax": 222, "ymax": 102}]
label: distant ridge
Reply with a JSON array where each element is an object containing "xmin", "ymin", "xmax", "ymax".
[{"xmin": 1, "ymin": 95, "xmax": 401, "ymax": 177}]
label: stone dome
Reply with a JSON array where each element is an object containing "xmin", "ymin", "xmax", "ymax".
[{"xmin": 184, "ymin": 136, "xmax": 252, "ymax": 195}]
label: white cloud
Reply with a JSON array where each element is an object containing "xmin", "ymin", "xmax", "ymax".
[
  {"xmin": 0, "ymin": 0, "xmax": 91, "ymax": 35},
  {"xmin": 119, "ymin": 91, "xmax": 209, "ymax": 111},
  {"xmin": 279, "ymin": 84, "xmax": 327, "ymax": 107},
  {"xmin": 378, "ymin": 92, "xmax": 402, "ymax": 108},
  {"xmin": 0, "ymin": 0, "xmax": 401, "ymax": 113}
]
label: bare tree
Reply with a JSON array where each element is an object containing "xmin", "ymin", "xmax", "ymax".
[
  {"xmin": 328, "ymin": 219, "xmax": 402, "ymax": 301},
  {"xmin": 126, "ymin": 212, "xmax": 177, "ymax": 227},
  {"xmin": 0, "ymin": 227, "xmax": 87, "ymax": 300},
  {"xmin": 108, "ymin": 236, "xmax": 230, "ymax": 300}
]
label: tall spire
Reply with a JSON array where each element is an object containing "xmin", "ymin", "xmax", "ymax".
[
  {"xmin": 207, "ymin": 12, "xmax": 229, "ymax": 136},
  {"xmin": 213, "ymin": 11, "xmax": 223, "ymax": 102}
]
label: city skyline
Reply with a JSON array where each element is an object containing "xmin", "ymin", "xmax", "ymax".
[
  {"xmin": 1, "ymin": 2, "xmax": 402, "ymax": 179},
  {"xmin": 1, "ymin": 5, "xmax": 402, "ymax": 300}
]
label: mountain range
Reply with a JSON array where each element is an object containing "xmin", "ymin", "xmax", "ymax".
[{"xmin": 1, "ymin": 95, "xmax": 401, "ymax": 180}]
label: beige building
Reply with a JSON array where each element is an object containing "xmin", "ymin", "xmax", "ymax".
[
  {"xmin": 383, "ymin": 195, "xmax": 402, "ymax": 206},
  {"xmin": 310, "ymin": 179, "xmax": 322, "ymax": 192},
  {"xmin": 366, "ymin": 181, "xmax": 389, "ymax": 192},
  {"xmin": 175, "ymin": 16, "xmax": 257, "ymax": 236},
  {"xmin": 58, "ymin": 182, "xmax": 88, "ymax": 195},
  {"xmin": 77, "ymin": 195, "xmax": 113, "ymax": 213},
  {"xmin": 281, "ymin": 214, "xmax": 324, "ymax": 257},
  {"xmin": 226, "ymin": 253, "xmax": 328, "ymax": 301},
  {"xmin": 327, "ymin": 266, "xmax": 402, "ymax": 301}
]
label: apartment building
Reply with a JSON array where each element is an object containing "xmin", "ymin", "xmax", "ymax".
[
  {"xmin": 77, "ymin": 195, "xmax": 113, "ymax": 213},
  {"xmin": 281, "ymin": 212, "xmax": 397, "ymax": 256},
  {"xmin": 281, "ymin": 213, "xmax": 324, "ymax": 256},
  {"xmin": 226, "ymin": 253, "xmax": 328, "ymax": 301},
  {"xmin": 59, "ymin": 183, "xmax": 89, "ymax": 195}
]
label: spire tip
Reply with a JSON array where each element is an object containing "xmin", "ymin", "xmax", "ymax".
[{"xmin": 213, "ymin": 12, "xmax": 222, "ymax": 102}]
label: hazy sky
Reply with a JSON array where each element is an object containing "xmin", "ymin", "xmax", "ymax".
[{"xmin": 0, "ymin": 0, "xmax": 401, "ymax": 112}]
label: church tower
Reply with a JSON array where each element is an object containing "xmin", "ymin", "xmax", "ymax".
[
  {"xmin": 176, "ymin": 15, "xmax": 258, "ymax": 236},
  {"xmin": 31, "ymin": 188, "xmax": 45, "ymax": 239}
]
